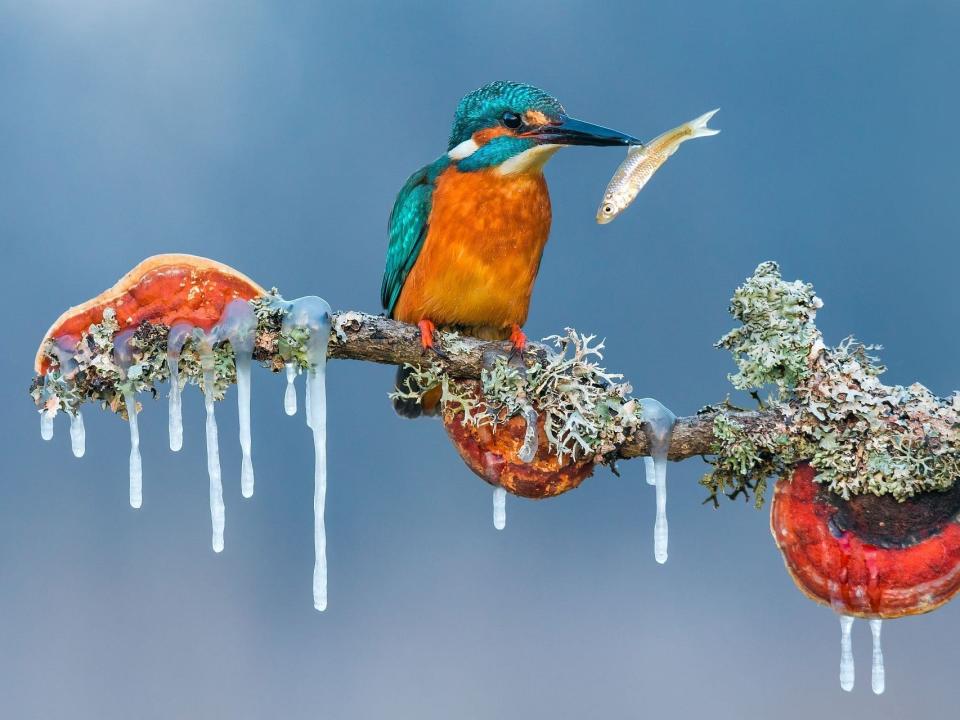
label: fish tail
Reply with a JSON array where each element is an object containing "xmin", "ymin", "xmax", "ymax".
[{"xmin": 689, "ymin": 108, "xmax": 721, "ymax": 138}]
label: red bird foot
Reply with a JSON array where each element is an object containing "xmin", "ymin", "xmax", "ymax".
[
  {"xmin": 417, "ymin": 318, "xmax": 449, "ymax": 358},
  {"xmin": 417, "ymin": 319, "xmax": 437, "ymax": 351},
  {"xmin": 509, "ymin": 324, "xmax": 527, "ymax": 355}
]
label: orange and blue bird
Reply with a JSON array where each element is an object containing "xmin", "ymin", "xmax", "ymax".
[{"xmin": 382, "ymin": 81, "xmax": 639, "ymax": 417}]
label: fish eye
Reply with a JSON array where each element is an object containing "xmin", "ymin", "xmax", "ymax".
[
  {"xmin": 603, "ymin": 204, "xmax": 614, "ymax": 214},
  {"xmin": 501, "ymin": 111, "xmax": 522, "ymax": 129}
]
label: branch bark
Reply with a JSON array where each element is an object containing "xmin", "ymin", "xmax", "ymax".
[{"xmin": 324, "ymin": 310, "xmax": 778, "ymax": 461}]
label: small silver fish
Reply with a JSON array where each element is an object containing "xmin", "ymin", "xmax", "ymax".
[{"xmin": 596, "ymin": 108, "xmax": 720, "ymax": 224}]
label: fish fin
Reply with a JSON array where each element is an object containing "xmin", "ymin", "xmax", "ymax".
[{"xmin": 689, "ymin": 108, "xmax": 721, "ymax": 138}]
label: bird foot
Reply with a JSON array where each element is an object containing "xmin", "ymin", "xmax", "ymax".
[
  {"xmin": 418, "ymin": 319, "xmax": 448, "ymax": 358},
  {"xmin": 508, "ymin": 324, "xmax": 528, "ymax": 362}
]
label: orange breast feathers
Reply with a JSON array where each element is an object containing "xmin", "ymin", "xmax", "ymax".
[{"xmin": 392, "ymin": 165, "xmax": 552, "ymax": 338}]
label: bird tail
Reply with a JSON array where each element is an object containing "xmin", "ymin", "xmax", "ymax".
[
  {"xmin": 392, "ymin": 365, "xmax": 441, "ymax": 419},
  {"xmin": 688, "ymin": 108, "xmax": 721, "ymax": 138}
]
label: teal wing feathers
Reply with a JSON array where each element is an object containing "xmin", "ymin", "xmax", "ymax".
[{"xmin": 381, "ymin": 156, "xmax": 449, "ymax": 317}]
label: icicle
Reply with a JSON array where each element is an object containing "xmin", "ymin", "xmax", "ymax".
[
  {"xmin": 304, "ymin": 366, "xmax": 313, "ymax": 429},
  {"xmin": 284, "ymin": 362, "xmax": 298, "ymax": 415},
  {"xmin": 839, "ymin": 615, "xmax": 855, "ymax": 692},
  {"xmin": 167, "ymin": 323, "xmax": 192, "ymax": 453},
  {"xmin": 114, "ymin": 330, "xmax": 143, "ymax": 509},
  {"xmin": 221, "ymin": 300, "xmax": 257, "ymax": 499},
  {"xmin": 122, "ymin": 390, "xmax": 142, "ymax": 509},
  {"xmin": 69, "ymin": 411, "xmax": 85, "ymax": 458},
  {"xmin": 643, "ymin": 457, "xmax": 656, "ymax": 485},
  {"xmin": 639, "ymin": 398, "xmax": 676, "ymax": 564},
  {"xmin": 493, "ymin": 486, "xmax": 506, "ymax": 530},
  {"xmin": 40, "ymin": 410, "xmax": 54, "ymax": 441},
  {"xmin": 870, "ymin": 618, "xmax": 884, "ymax": 694},
  {"xmin": 282, "ymin": 296, "xmax": 332, "ymax": 611},
  {"xmin": 198, "ymin": 335, "xmax": 225, "ymax": 553},
  {"xmin": 518, "ymin": 403, "xmax": 538, "ymax": 463}
]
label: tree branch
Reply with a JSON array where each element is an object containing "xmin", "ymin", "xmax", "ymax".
[{"xmin": 323, "ymin": 310, "xmax": 776, "ymax": 462}]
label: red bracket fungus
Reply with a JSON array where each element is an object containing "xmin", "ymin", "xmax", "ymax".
[
  {"xmin": 772, "ymin": 463, "xmax": 960, "ymax": 619},
  {"xmin": 35, "ymin": 254, "xmax": 265, "ymax": 375},
  {"xmin": 443, "ymin": 396, "xmax": 596, "ymax": 499}
]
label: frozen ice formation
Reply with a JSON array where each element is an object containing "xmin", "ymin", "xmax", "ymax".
[
  {"xmin": 280, "ymin": 296, "xmax": 333, "ymax": 611},
  {"xmin": 284, "ymin": 362, "xmax": 298, "ymax": 416},
  {"xmin": 114, "ymin": 330, "xmax": 143, "ymax": 510},
  {"xmin": 220, "ymin": 300, "xmax": 257, "ymax": 499},
  {"xmin": 870, "ymin": 618, "xmax": 884, "ymax": 694},
  {"xmin": 68, "ymin": 411, "xmax": 85, "ymax": 458},
  {"xmin": 493, "ymin": 486, "xmax": 506, "ymax": 530},
  {"xmin": 639, "ymin": 398, "xmax": 676, "ymax": 564},
  {"xmin": 166, "ymin": 323, "xmax": 192, "ymax": 453},
  {"xmin": 839, "ymin": 615, "xmax": 855, "ymax": 692}
]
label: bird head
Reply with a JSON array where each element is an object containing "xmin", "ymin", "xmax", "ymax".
[{"xmin": 447, "ymin": 81, "xmax": 639, "ymax": 174}]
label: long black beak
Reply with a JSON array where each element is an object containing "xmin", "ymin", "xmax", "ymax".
[{"xmin": 527, "ymin": 114, "xmax": 641, "ymax": 147}]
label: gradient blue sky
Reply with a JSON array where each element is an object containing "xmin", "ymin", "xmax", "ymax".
[{"xmin": 2, "ymin": 1, "xmax": 960, "ymax": 718}]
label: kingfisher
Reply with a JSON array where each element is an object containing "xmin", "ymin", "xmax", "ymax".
[{"xmin": 382, "ymin": 81, "xmax": 639, "ymax": 417}]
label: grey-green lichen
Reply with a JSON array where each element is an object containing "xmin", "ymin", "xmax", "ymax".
[
  {"xmin": 703, "ymin": 261, "xmax": 960, "ymax": 506},
  {"xmin": 251, "ymin": 290, "xmax": 317, "ymax": 370},
  {"xmin": 391, "ymin": 329, "xmax": 645, "ymax": 462}
]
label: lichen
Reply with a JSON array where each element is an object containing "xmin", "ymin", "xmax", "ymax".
[
  {"xmin": 251, "ymin": 291, "xmax": 314, "ymax": 370},
  {"xmin": 391, "ymin": 329, "xmax": 645, "ymax": 462},
  {"xmin": 32, "ymin": 305, "xmax": 261, "ymax": 420},
  {"xmin": 704, "ymin": 261, "xmax": 960, "ymax": 506}
]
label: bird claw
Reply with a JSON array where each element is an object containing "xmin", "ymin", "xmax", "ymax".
[
  {"xmin": 507, "ymin": 324, "xmax": 528, "ymax": 363},
  {"xmin": 417, "ymin": 319, "xmax": 448, "ymax": 358}
]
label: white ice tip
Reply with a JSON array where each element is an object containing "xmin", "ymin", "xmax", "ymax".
[
  {"xmin": 654, "ymin": 521, "xmax": 668, "ymax": 564},
  {"xmin": 654, "ymin": 545, "xmax": 667, "ymax": 564},
  {"xmin": 870, "ymin": 618, "xmax": 885, "ymax": 694},
  {"xmin": 690, "ymin": 108, "xmax": 721, "ymax": 137},
  {"xmin": 314, "ymin": 569, "xmax": 327, "ymax": 611},
  {"xmin": 69, "ymin": 412, "xmax": 85, "ymax": 458},
  {"xmin": 839, "ymin": 615, "xmax": 855, "ymax": 692},
  {"xmin": 493, "ymin": 487, "xmax": 506, "ymax": 531},
  {"xmin": 213, "ymin": 538, "xmax": 224, "ymax": 554},
  {"xmin": 40, "ymin": 411, "xmax": 54, "ymax": 441},
  {"xmin": 284, "ymin": 364, "xmax": 298, "ymax": 415},
  {"xmin": 643, "ymin": 457, "xmax": 656, "ymax": 485},
  {"xmin": 284, "ymin": 384, "xmax": 297, "ymax": 415}
]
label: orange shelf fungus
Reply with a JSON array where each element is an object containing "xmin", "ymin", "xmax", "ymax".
[{"xmin": 35, "ymin": 253, "xmax": 266, "ymax": 375}]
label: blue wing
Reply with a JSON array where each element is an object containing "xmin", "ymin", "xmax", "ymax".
[{"xmin": 381, "ymin": 156, "xmax": 449, "ymax": 317}]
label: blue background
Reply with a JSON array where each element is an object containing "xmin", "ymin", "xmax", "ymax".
[{"xmin": 2, "ymin": 1, "xmax": 959, "ymax": 717}]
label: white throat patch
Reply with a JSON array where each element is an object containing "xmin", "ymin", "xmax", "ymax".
[
  {"xmin": 447, "ymin": 138, "xmax": 479, "ymax": 160},
  {"xmin": 496, "ymin": 144, "xmax": 562, "ymax": 175}
]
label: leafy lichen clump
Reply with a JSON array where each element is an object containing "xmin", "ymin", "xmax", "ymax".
[
  {"xmin": 703, "ymin": 261, "xmax": 960, "ymax": 505},
  {"xmin": 391, "ymin": 329, "xmax": 646, "ymax": 462},
  {"xmin": 251, "ymin": 291, "xmax": 319, "ymax": 370}
]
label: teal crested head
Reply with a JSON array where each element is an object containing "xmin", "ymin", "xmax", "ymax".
[{"xmin": 446, "ymin": 80, "xmax": 640, "ymax": 173}]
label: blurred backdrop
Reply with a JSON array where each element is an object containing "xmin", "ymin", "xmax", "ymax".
[{"xmin": 2, "ymin": 1, "xmax": 959, "ymax": 717}]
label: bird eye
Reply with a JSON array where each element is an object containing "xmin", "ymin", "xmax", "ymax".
[{"xmin": 501, "ymin": 111, "xmax": 522, "ymax": 129}]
